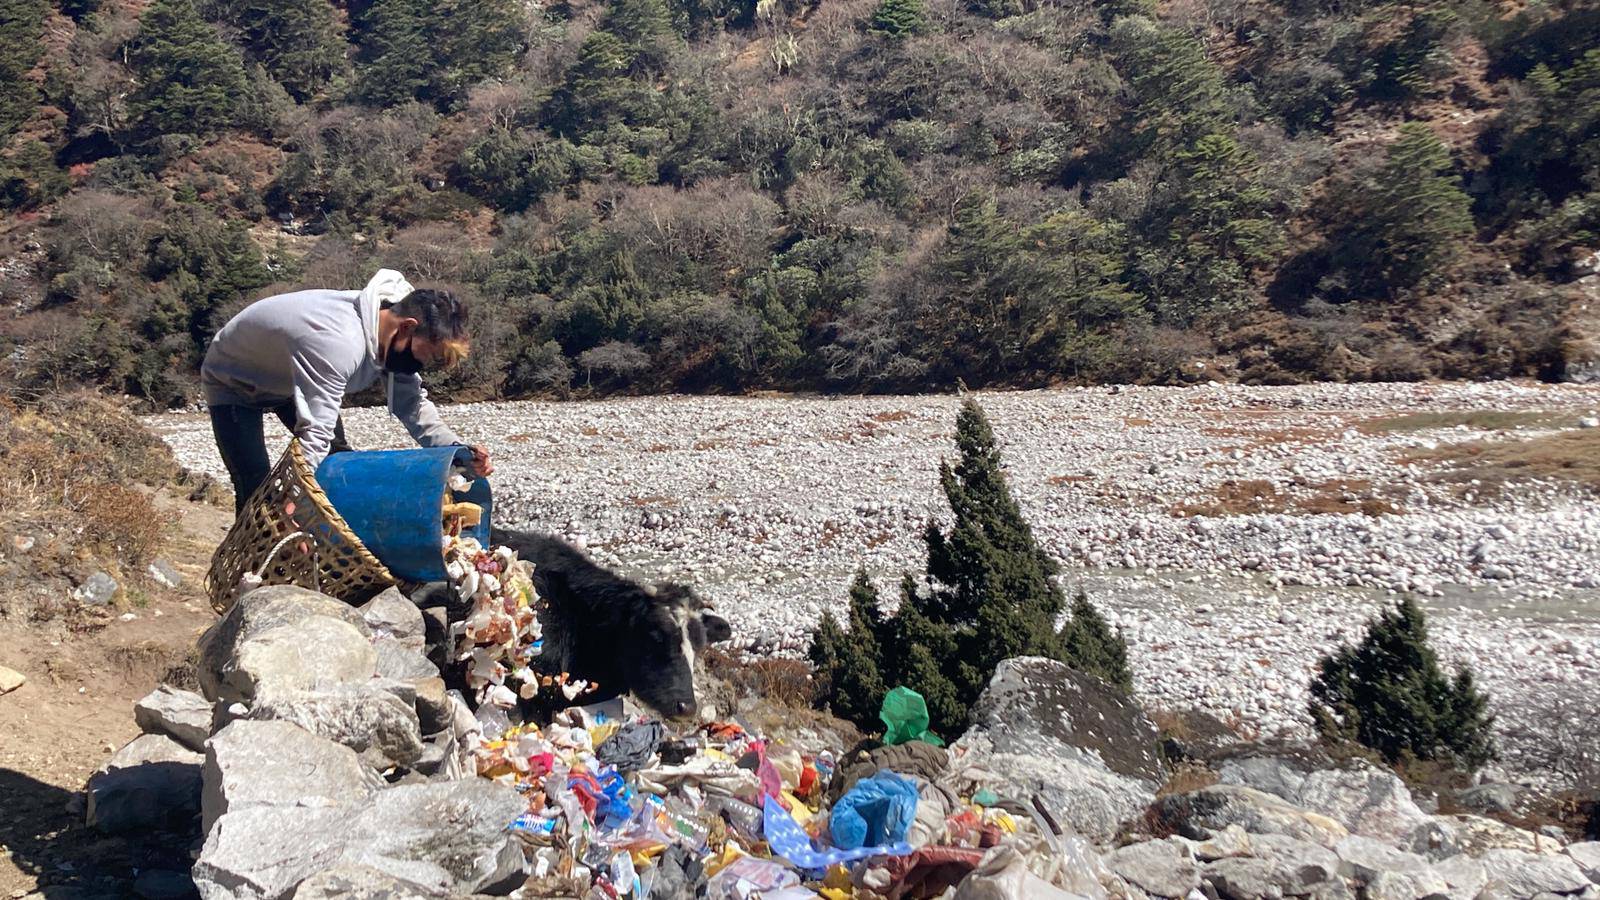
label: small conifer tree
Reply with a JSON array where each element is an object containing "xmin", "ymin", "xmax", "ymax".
[
  {"xmin": 811, "ymin": 398, "xmax": 1131, "ymax": 736},
  {"xmin": 869, "ymin": 0, "xmax": 924, "ymax": 38},
  {"xmin": 127, "ymin": 0, "xmax": 253, "ymax": 139},
  {"xmin": 808, "ymin": 571, "xmax": 888, "ymax": 724},
  {"xmin": 1309, "ymin": 597, "xmax": 1495, "ymax": 770}
]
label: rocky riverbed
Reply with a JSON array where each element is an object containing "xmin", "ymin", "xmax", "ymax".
[{"xmin": 147, "ymin": 382, "xmax": 1600, "ymax": 788}]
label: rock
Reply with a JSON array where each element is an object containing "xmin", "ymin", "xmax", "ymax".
[
  {"xmin": 74, "ymin": 571, "xmax": 119, "ymax": 606},
  {"xmin": 1477, "ymin": 849, "xmax": 1590, "ymax": 898},
  {"xmin": 223, "ymin": 616, "xmax": 376, "ymax": 707},
  {"xmin": 1297, "ymin": 763, "xmax": 1427, "ymax": 843},
  {"xmin": 372, "ymin": 638, "xmax": 437, "ymax": 682},
  {"xmin": 966, "ymin": 656, "xmax": 1165, "ymax": 783},
  {"xmin": 1434, "ymin": 855, "xmax": 1488, "ymax": 900},
  {"xmin": 1202, "ymin": 857, "xmax": 1296, "ymax": 900},
  {"xmin": 1405, "ymin": 815, "xmax": 1556, "ymax": 859},
  {"xmin": 359, "ymin": 588, "xmax": 426, "ymax": 652},
  {"xmin": 133, "ymin": 869, "xmax": 199, "ymax": 900},
  {"xmin": 1246, "ymin": 833, "xmax": 1342, "ymax": 890},
  {"xmin": 1107, "ymin": 839, "xmax": 1201, "ymax": 898},
  {"xmin": 1458, "ymin": 783, "xmax": 1520, "ymax": 816},
  {"xmin": 0, "ymin": 664, "xmax": 24, "ymax": 695},
  {"xmin": 1189, "ymin": 825, "xmax": 1253, "ymax": 862},
  {"xmin": 950, "ymin": 731, "xmax": 1153, "ymax": 843},
  {"xmin": 1150, "ymin": 785, "xmax": 1349, "ymax": 847},
  {"xmin": 1217, "ymin": 756, "xmax": 1308, "ymax": 803},
  {"xmin": 86, "ymin": 734, "xmax": 203, "ymax": 834},
  {"xmin": 197, "ymin": 585, "xmax": 372, "ymax": 704},
  {"xmin": 193, "ymin": 805, "xmax": 348, "ymax": 900},
  {"xmin": 134, "ymin": 685, "xmax": 213, "ymax": 753},
  {"xmin": 340, "ymin": 781, "xmax": 528, "ymax": 895},
  {"xmin": 147, "ymin": 560, "xmax": 183, "ymax": 589},
  {"xmin": 247, "ymin": 685, "xmax": 424, "ymax": 770},
  {"xmin": 1567, "ymin": 842, "xmax": 1600, "ymax": 880},
  {"xmin": 202, "ymin": 720, "xmax": 376, "ymax": 833},
  {"xmin": 1539, "ymin": 825, "xmax": 1568, "ymax": 842},
  {"xmin": 413, "ymin": 731, "xmax": 462, "ymax": 781},
  {"xmin": 1336, "ymin": 836, "xmax": 1434, "ymax": 884},
  {"xmin": 290, "ymin": 865, "xmax": 444, "ymax": 898},
  {"xmin": 411, "ymin": 677, "xmax": 452, "ymax": 735},
  {"xmin": 1365, "ymin": 867, "xmax": 1448, "ymax": 900}
]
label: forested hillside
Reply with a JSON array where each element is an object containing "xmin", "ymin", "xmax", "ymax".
[{"xmin": 0, "ymin": 0, "xmax": 1596, "ymax": 403}]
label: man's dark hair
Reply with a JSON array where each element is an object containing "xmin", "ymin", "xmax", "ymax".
[
  {"xmin": 390, "ymin": 288, "xmax": 469, "ymax": 340},
  {"xmin": 388, "ymin": 288, "xmax": 470, "ymax": 365}
]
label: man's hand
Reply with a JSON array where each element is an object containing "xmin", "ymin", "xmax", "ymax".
[{"xmin": 468, "ymin": 444, "xmax": 494, "ymax": 477}]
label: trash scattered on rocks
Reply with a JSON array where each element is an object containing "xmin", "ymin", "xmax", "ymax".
[{"xmin": 73, "ymin": 570, "xmax": 119, "ymax": 606}]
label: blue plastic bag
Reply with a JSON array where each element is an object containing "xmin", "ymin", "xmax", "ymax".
[{"xmin": 829, "ymin": 771, "xmax": 919, "ymax": 851}]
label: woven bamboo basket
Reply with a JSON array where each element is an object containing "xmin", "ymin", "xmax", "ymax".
[{"xmin": 205, "ymin": 439, "xmax": 396, "ymax": 613}]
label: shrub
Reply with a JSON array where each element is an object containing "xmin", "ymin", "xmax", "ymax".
[
  {"xmin": 811, "ymin": 398, "xmax": 1131, "ymax": 735},
  {"xmin": 1309, "ymin": 597, "xmax": 1496, "ymax": 771}
]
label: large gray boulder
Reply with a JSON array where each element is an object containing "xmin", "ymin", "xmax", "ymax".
[
  {"xmin": 1477, "ymin": 849, "xmax": 1591, "ymax": 899},
  {"xmin": 372, "ymin": 638, "xmax": 438, "ymax": 682},
  {"xmin": 1297, "ymin": 762, "xmax": 1428, "ymax": 844},
  {"xmin": 198, "ymin": 585, "xmax": 373, "ymax": 704},
  {"xmin": 1202, "ymin": 857, "xmax": 1299, "ymax": 900},
  {"xmin": 86, "ymin": 733, "xmax": 203, "ymax": 834},
  {"xmin": 1568, "ymin": 843, "xmax": 1600, "ymax": 881},
  {"xmin": 1458, "ymin": 783, "xmax": 1521, "ymax": 816},
  {"xmin": 1335, "ymin": 836, "xmax": 1435, "ymax": 883},
  {"xmin": 949, "ymin": 731, "xmax": 1153, "ymax": 843},
  {"xmin": 134, "ymin": 684, "xmax": 213, "ymax": 753},
  {"xmin": 966, "ymin": 657, "xmax": 1165, "ymax": 783},
  {"xmin": 1246, "ymin": 833, "xmax": 1342, "ymax": 890},
  {"xmin": 193, "ymin": 780, "xmax": 527, "ymax": 900},
  {"xmin": 1434, "ymin": 855, "xmax": 1489, "ymax": 900},
  {"xmin": 359, "ymin": 588, "xmax": 426, "ymax": 652},
  {"xmin": 203, "ymin": 719, "xmax": 377, "ymax": 833},
  {"xmin": 290, "ymin": 865, "xmax": 444, "ymax": 899},
  {"xmin": 1106, "ymin": 839, "xmax": 1200, "ymax": 898},
  {"xmin": 1406, "ymin": 815, "xmax": 1558, "ymax": 860},
  {"xmin": 247, "ymin": 685, "xmax": 424, "ymax": 770},
  {"xmin": 194, "ymin": 805, "xmax": 348, "ymax": 899},
  {"xmin": 1150, "ymin": 784, "xmax": 1349, "ymax": 847},
  {"xmin": 1217, "ymin": 756, "xmax": 1309, "ymax": 803}
]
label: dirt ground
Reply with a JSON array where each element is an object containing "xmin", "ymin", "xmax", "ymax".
[{"xmin": 0, "ymin": 492, "xmax": 230, "ymax": 899}]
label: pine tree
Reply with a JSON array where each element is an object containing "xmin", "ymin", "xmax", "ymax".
[
  {"xmin": 1060, "ymin": 591, "xmax": 1131, "ymax": 690},
  {"xmin": 127, "ymin": 0, "xmax": 253, "ymax": 139},
  {"xmin": 354, "ymin": 0, "xmax": 526, "ymax": 107},
  {"xmin": 869, "ymin": 0, "xmax": 924, "ymax": 38},
  {"xmin": 0, "ymin": 0, "xmax": 48, "ymax": 141},
  {"xmin": 807, "ymin": 571, "xmax": 888, "ymax": 725},
  {"xmin": 1309, "ymin": 597, "xmax": 1496, "ymax": 770},
  {"xmin": 236, "ymin": 0, "xmax": 347, "ymax": 101},
  {"xmin": 1110, "ymin": 17, "xmax": 1232, "ymax": 161},
  {"xmin": 1354, "ymin": 123, "xmax": 1473, "ymax": 296}
]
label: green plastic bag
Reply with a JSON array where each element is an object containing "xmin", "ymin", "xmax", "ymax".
[{"xmin": 879, "ymin": 686, "xmax": 944, "ymax": 747}]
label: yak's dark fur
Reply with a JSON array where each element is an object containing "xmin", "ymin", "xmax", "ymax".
[{"xmin": 491, "ymin": 528, "xmax": 731, "ymax": 719}]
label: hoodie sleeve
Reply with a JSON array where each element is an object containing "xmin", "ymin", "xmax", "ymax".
[
  {"xmin": 388, "ymin": 372, "xmax": 463, "ymax": 448},
  {"xmin": 289, "ymin": 334, "xmax": 357, "ymax": 469}
]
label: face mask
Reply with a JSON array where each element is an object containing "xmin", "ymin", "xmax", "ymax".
[{"xmin": 384, "ymin": 336, "xmax": 426, "ymax": 375}]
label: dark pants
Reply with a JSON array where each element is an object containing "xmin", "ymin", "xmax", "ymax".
[{"xmin": 209, "ymin": 402, "xmax": 352, "ymax": 514}]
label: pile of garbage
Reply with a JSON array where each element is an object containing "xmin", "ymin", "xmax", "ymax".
[{"xmin": 463, "ymin": 685, "xmax": 1097, "ymax": 900}]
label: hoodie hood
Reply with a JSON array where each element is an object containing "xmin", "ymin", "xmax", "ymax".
[{"xmin": 357, "ymin": 268, "xmax": 416, "ymax": 364}]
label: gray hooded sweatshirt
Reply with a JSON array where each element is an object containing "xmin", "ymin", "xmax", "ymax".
[{"xmin": 201, "ymin": 269, "xmax": 462, "ymax": 468}]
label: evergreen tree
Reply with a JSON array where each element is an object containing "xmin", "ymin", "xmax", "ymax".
[
  {"xmin": 1110, "ymin": 17, "xmax": 1232, "ymax": 161},
  {"xmin": 811, "ymin": 398, "xmax": 1132, "ymax": 736},
  {"xmin": 1332, "ymin": 123, "xmax": 1472, "ymax": 297},
  {"xmin": 127, "ymin": 0, "xmax": 253, "ymax": 139},
  {"xmin": 235, "ymin": 0, "xmax": 347, "ymax": 101},
  {"xmin": 0, "ymin": 0, "xmax": 47, "ymax": 141},
  {"xmin": 1309, "ymin": 597, "xmax": 1496, "ymax": 770},
  {"xmin": 807, "ymin": 571, "xmax": 888, "ymax": 724},
  {"xmin": 1060, "ymin": 591, "xmax": 1131, "ymax": 690},
  {"xmin": 354, "ymin": 0, "xmax": 527, "ymax": 107},
  {"xmin": 869, "ymin": 0, "xmax": 924, "ymax": 38}
]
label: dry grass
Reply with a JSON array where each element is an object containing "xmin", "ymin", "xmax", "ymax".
[
  {"xmin": 701, "ymin": 647, "xmax": 817, "ymax": 708},
  {"xmin": 0, "ymin": 393, "xmax": 178, "ymax": 578},
  {"xmin": 1417, "ymin": 429, "xmax": 1600, "ymax": 494},
  {"xmin": 1171, "ymin": 478, "xmax": 1401, "ymax": 518},
  {"xmin": 1156, "ymin": 763, "xmax": 1221, "ymax": 798},
  {"xmin": 1361, "ymin": 411, "xmax": 1576, "ymax": 434},
  {"xmin": 870, "ymin": 410, "xmax": 913, "ymax": 423}
]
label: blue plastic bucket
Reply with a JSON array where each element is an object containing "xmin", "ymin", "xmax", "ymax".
[{"xmin": 315, "ymin": 446, "xmax": 492, "ymax": 582}]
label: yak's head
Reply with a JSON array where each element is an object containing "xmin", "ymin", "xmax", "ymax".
[{"xmin": 626, "ymin": 582, "xmax": 731, "ymax": 720}]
